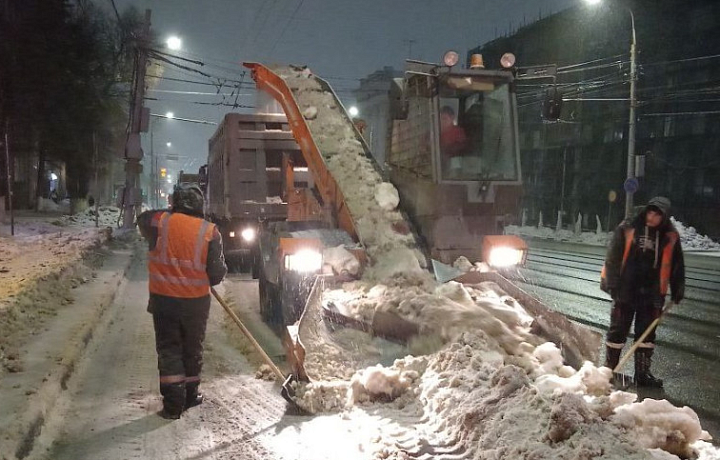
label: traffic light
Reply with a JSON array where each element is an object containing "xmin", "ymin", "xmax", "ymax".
[{"xmin": 160, "ymin": 168, "xmax": 167, "ymax": 178}]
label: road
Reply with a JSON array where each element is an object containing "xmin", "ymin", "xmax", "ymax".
[
  {"xmin": 32, "ymin": 255, "xmax": 382, "ymax": 460},
  {"xmin": 24, "ymin": 243, "xmax": 720, "ymax": 457},
  {"xmin": 34, "ymin": 255, "xmax": 297, "ymax": 460},
  {"xmin": 512, "ymin": 239, "xmax": 720, "ymax": 443}
]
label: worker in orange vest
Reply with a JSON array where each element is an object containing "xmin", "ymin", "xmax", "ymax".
[
  {"xmin": 600, "ymin": 196, "xmax": 685, "ymax": 388},
  {"xmin": 138, "ymin": 184, "xmax": 227, "ymax": 419}
]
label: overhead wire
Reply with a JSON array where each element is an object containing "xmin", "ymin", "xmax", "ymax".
[{"xmin": 268, "ymin": 0, "xmax": 306, "ymax": 56}]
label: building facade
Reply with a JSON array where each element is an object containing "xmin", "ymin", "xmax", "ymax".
[{"xmin": 471, "ymin": 0, "xmax": 720, "ymax": 237}]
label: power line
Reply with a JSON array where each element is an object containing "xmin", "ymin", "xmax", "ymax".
[
  {"xmin": 150, "ymin": 113, "xmax": 217, "ymax": 125},
  {"xmin": 268, "ymin": 0, "xmax": 305, "ymax": 56},
  {"xmin": 147, "ymin": 89, "xmax": 253, "ymax": 97},
  {"xmin": 108, "ymin": 0, "xmax": 122, "ymax": 25}
]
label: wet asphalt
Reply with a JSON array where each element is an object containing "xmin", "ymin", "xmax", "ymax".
[{"xmin": 517, "ymin": 239, "xmax": 720, "ymax": 445}]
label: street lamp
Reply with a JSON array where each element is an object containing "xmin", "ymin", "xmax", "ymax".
[
  {"xmin": 166, "ymin": 141, "xmax": 172, "ymax": 148},
  {"xmin": 165, "ymin": 112, "xmax": 175, "ymax": 119},
  {"xmin": 585, "ymin": 0, "xmax": 637, "ymax": 219}
]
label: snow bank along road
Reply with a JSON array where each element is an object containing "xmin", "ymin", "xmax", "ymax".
[{"xmin": 510, "ymin": 239, "xmax": 720, "ymax": 443}]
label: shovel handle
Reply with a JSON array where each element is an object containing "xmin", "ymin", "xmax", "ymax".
[
  {"xmin": 612, "ymin": 301, "xmax": 674, "ymax": 373},
  {"xmin": 211, "ymin": 287, "xmax": 286, "ymax": 382}
]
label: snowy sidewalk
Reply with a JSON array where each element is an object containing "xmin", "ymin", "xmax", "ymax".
[{"xmin": 0, "ymin": 240, "xmax": 138, "ymax": 460}]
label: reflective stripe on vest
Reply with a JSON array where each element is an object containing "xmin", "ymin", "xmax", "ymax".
[
  {"xmin": 659, "ymin": 232, "xmax": 678, "ymax": 296},
  {"xmin": 148, "ymin": 212, "xmax": 215, "ymax": 298}
]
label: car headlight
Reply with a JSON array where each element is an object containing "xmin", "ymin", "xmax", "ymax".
[
  {"xmin": 229, "ymin": 231, "xmax": 236, "ymax": 238},
  {"xmin": 284, "ymin": 249, "xmax": 323, "ymax": 273},
  {"xmin": 488, "ymin": 246, "xmax": 525, "ymax": 268},
  {"xmin": 241, "ymin": 227, "xmax": 256, "ymax": 242}
]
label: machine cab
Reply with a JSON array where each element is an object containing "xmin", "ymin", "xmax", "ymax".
[{"xmin": 389, "ymin": 63, "xmax": 521, "ymax": 187}]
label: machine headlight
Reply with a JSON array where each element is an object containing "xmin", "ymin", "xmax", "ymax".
[
  {"xmin": 482, "ymin": 235, "xmax": 528, "ymax": 268},
  {"xmin": 284, "ymin": 249, "xmax": 323, "ymax": 273},
  {"xmin": 488, "ymin": 246, "xmax": 525, "ymax": 268},
  {"xmin": 241, "ymin": 227, "xmax": 256, "ymax": 242}
]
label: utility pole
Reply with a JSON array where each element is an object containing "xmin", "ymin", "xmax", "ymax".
[
  {"xmin": 4, "ymin": 124, "xmax": 14, "ymax": 236},
  {"xmin": 93, "ymin": 131, "xmax": 99, "ymax": 228},
  {"xmin": 122, "ymin": 9, "xmax": 151, "ymax": 229},
  {"xmin": 624, "ymin": 10, "xmax": 638, "ymax": 219}
]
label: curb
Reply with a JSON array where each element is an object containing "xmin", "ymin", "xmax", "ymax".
[{"xmin": 0, "ymin": 239, "xmax": 140, "ymax": 460}]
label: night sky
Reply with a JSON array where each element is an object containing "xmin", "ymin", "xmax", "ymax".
[{"xmin": 105, "ymin": 0, "xmax": 575, "ymax": 177}]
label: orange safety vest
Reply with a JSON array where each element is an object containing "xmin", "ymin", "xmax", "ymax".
[
  {"xmin": 148, "ymin": 212, "xmax": 216, "ymax": 298},
  {"xmin": 600, "ymin": 228, "xmax": 678, "ymax": 296}
]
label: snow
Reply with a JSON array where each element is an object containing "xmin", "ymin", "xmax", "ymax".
[
  {"xmin": 273, "ymin": 65, "xmax": 420, "ymax": 274},
  {"xmin": 323, "ymin": 245, "xmax": 361, "ymax": 276},
  {"xmin": 373, "ymin": 182, "xmax": 400, "ymax": 211},
  {"xmin": 505, "ymin": 216, "xmax": 720, "ymax": 251},
  {"xmin": 288, "ymin": 269, "xmax": 719, "ymax": 458},
  {"xmin": 263, "ymin": 65, "xmax": 720, "ymax": 459}
]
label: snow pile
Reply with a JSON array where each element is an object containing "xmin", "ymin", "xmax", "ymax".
[
  {"xmin": 322, "ymin": 245, "xmax": 361, "ymax": 276},
  {"xmin": 614, "ymin": 398, "xmax": 713, "ymax": 458},
  {"xmin": 296, "ymin": 327, "xmax": 718, "ymax": 459},
  {"xmin": 506, "ymin": 217, "xmax": 719, "ymax": 251},
  {"xmin": 0, "ymin": 228, "xmax": 111, "ymax": 304},
  {"xmin": 505, "ymin": 223, "xmax": 612, "ymax": 246},
  {"xmin": 57, "ymin": 206, "xmax": 120, "ymax": 228},
  {"xmin": 290, "ymin": 273, "xmax": 718, "ymax": 459},
  {"xmin": 273, "ymin": 66, "xmax": 421, "ymax": 275},
  {"xmin": 671, "ymin": 217, "xmax": 720, "ymax": 250}
]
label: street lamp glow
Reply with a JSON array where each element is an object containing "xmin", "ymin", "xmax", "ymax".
[
  {"xmin": 348, "ymin": 106, "xmax": 359, "ymax": 117},
  {"xmin": 165, "ymin": 112, "xmax": 175, "ymax": 119},
  {"xmin": 166, "ymin": 142, "xmax": 172, "ymax": 148},
  {"xmin": 166, "ymin": 36, "xmax": 182, "ymax": 50}
]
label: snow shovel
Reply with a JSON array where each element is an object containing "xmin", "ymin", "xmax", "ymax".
[
  {"xmin": 210, "ymin": 287, "xmax": 305, "ymax": 412},
  {"xmin": 613, "ymin": 300, "xmax": 676, "ymax": 376}
]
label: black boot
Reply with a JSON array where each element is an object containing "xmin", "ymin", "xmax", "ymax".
[
  {"xmin": 635, "ymin": 348, "xmax": 663, "ymax": 388},
  {"xmin": 604, "ymin": 346, "xmax": 629, "ymax": 386},
  {"xmin": 159, "ymin": 383, "xmax": 186, "ymax": 419},
  {"xmin": 185, "ymin": 381, "xmax": 203, "ymax": 409}
]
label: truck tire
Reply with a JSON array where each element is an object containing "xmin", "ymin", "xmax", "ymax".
[{"xmin": 258, "ymin": 269, "xmax": 273, "ymax": 323}]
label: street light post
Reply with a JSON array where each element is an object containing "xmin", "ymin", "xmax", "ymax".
[
  {"xmin": 585, "ymin": 0, "xmax": 638, "ymax": 219},
  {"xmin": 625, "ymin": 9, "xmax": 637, "ymax": 219}
]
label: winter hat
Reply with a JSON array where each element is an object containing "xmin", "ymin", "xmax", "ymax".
[{"xmin": 646, "ymin": 196, "xmax": 671, "ymax": 216}]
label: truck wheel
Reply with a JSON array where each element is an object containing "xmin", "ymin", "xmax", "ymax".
[{"xmin": 251, "ymin": 255, "xmax": 260, "ymax": 280}]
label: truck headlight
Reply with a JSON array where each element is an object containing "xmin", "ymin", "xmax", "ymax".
[
  {"xmin": 488, "ymin": 247, "xmax": 525, "ymax": 268},
  {"xmin": 482, "ymin": 235, "xmax": 528, "ymax": 268},
  {"xmin": 241, "ymin": 227, "xmax": 256, "ymax": 242},
  {"xmin": 284, "ymin": 249, "xmax": 323, "ymax": 273}
]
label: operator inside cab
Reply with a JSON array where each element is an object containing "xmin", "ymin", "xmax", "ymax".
[{"xmin": 437, "ymin": 74, "xmax": 518, "ymax": 182}]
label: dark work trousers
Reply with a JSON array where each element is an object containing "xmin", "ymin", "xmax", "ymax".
[
  {"xmin": 606, "ymin": 300, "xmax": 662, "ymax": 348},
  {"xmin": 149, "ymin": 293, "xmax": 211, "ymax": 385}
]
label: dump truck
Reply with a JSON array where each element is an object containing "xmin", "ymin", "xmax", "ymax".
[
  {"xmin": 242, "ymin": 58, "xmax": 601, "ymax": 379},
  {"xmin": 175, "ymin": 170, "xmax": 200, "ymax": 190},
  {"xmin": 204, "ymin": 113, "xmax": 309, "ymax": 273}
]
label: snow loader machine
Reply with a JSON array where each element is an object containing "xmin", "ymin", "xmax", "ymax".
[{"xmin": 243, "ymin": 55, "xmax": 601, "ymax": 383}]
